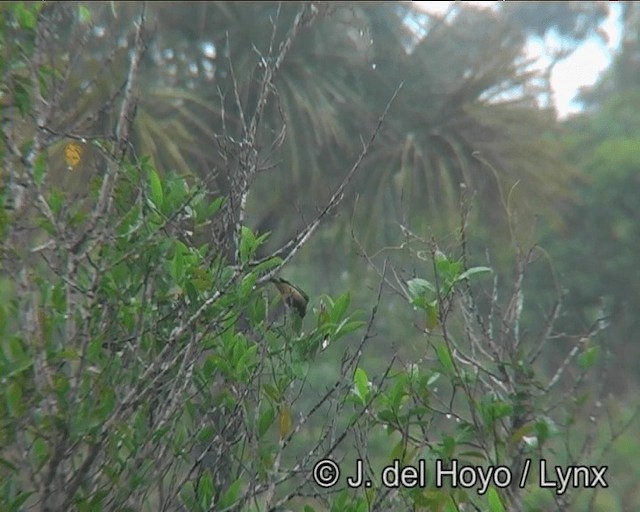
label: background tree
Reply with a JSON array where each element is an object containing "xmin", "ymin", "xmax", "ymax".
[
  {"xmin": 532, "ymin": 2, "xmax": 640, "ymax": 392},
  {"xmin": 38, "ymin": 3, "xmax": 576, "ymax": 260}
]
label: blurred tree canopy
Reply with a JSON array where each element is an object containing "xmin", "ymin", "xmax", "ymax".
[
  {"xmin": 534, "ymin": 3, "xmax": 640, "ymax": 390},
  {"xmin": 27, "ymin": 2, "xmax": 578, "ymax": 264},
  {"xmin": 3, "ymin": 1, "xmax": 635, "ymax": 386}
]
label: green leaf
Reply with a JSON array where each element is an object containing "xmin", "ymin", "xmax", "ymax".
[
  {"xmin": 171, "ymin": 241, "xmax": 185, "ymax": 283},
  {"xmin": 578, "ymin": 345, "xmax": 600, "ymax": 370},
  {"xmin": 331, "ymin": 292, "xmax": 351, "ymax": 322},
  {"xmin": 218, "ymin": 478, "xmax": 242, "ymax": 509},
  {"xmin": 15, "ymin": 3, "xmax": 38, "ymax": 29},
  {"xmin": 148, "ymin": 168, "xmax": 163, "ymax": 209},
  {"xmin": 4, "ymin": 357, "xmax": 33, "ymax": 379},
  {"xmin": 263, "ymin": 383, "xmax": 282, "ymax": 402},
  {"xmin": 184, "ymin": 280, "xmax": 198, "ymax": 303},
  {"xmin": 407, "ymin": 278, "xmax": 435, "ymax": 300},
  {"xmin": 239, "ymin": 226, "xmax": 255, "ymax": 264},
  {"xmin": 197, "ymin": 471, "xmax": 214, "ymax": 509},
  {"xmin": 434, "ymin": 250, "xmax": 448, "ymax": 264},
  {"xmin": 33, "ymin": 152, "xmax": 47, "ymax": 186},
  {"xmin": 179, "ymin": 482, "xmax": 196, "ymax": 510},
  {"xmin": 481, "ymin": 397, "xmax": 512, "ymax": 426},
  {"xmin": 334, "ymin": 319, "xmax": 365, "ymax": 339},
  {"xmin": 95, "ymin": 388, "xmax": 116, "ymax": 421},
  {"xmin": 377, "ymin": 409, "xmax": 397, "ymax": 426},
  {"xmin": 250, "ymin": 256, "xmax": 282, "ymax": 276},
  {"xmin": 486, "ymin": 486, "xmax": 505, "ymax": 512},
  {"xmin": 425, "ymin": 300, "xmax": 438, "ymax": 330},
  {"xmin": 435, "ymin": 343, "xmax": 454, "ymax": 374},
  {"xmin": 78, "ymin": 5, "xmax": 92, "ymax": 23},
  {"xmin": 441, "ymin": 435, "xmax": 456, "ymax": 459},
  {"xmin": 330, "ymin": 489, "xmax": 349, "ymax": 512},
  {"xmin": 196, "ymin": 425, "xmax": 215, "ymax": 444},
  {"xmin": 389, "ymin": 439, "xmax": 406, "ymax": 460},
  {"xmin": 14, "ymin": 79, "xmax": 32, "ymax": 117},
  {"xmin": 48, "ymin": 189, "xmax": 64, "ymax": 216},
  {"xmin": 207, "ymin": 196, "xmax": 225, "ymax": 217},
  {"xmin": 32, "ymin": 437, "xmax": 49, "ymax": 467},
  {"xmin": 10, "ymin": 491, "xmax": 34, "ymax": 511},
  {"xmin": 508, "ymin": 423, "xmax": 536, "ymax": 450},
  {"xmin": 534, "ymin": 416, "xmax": 558, "ymax": 444},
  {"xmin": 236, "ymin": 344, "xmax": 257, "ymax": 381},
  {"xmin": 258, "ymin": 407, "xmax": 275, "ymax": 437},
  {"xmin": 353, "ymin": 367, "xmax": 369, "ymax": 404},
  {"xmin": 444, "ymin": 497, "xmax": 460, "ymax": 512},
  {"xmin": 249, "ymin": 294, "xmax": 266, "ymax": 325},
  {"xmin": 239, "ymin": 273, "xmax": 257, "ymax": 300},
  {"xmin": 7, "ymin": 380, "xmax": 23, "ymax": 416},
  {"xmin": 456, "ymin": 266, "xmax": 492, "ymax": 282}
]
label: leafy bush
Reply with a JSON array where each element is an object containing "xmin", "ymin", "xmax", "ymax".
[{"xmin": 1, "ymin": 3, "xmax": 635, "ymax": 511}]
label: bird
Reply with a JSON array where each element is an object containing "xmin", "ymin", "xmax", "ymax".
[{"xmin": 269, "ymin": 277, "xmax": 309, "ymax": 319}]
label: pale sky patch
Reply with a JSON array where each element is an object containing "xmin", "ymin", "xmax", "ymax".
[{"xmin": 412, "ymin": 1, "xmax": 622, "ymax": 119}]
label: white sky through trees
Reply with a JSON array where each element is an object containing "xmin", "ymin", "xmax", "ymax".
[{"xmin": 413, "ymin": 1, "xmax": 622, "ymax": 119}]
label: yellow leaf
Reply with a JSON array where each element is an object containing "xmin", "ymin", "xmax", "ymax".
[
  {"xmin": 64, "ymin": 142, "xmax": 83, "ymax": 169},
  {"xmin": 278, "ymin": 405, "xmax": 292, "ymax": 439},
  {"xmin": 426, "ymin": 301, "xmax": 439, "ymax": 330}
]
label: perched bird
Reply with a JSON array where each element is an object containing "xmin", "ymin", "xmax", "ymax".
[{"xmin": 269, "ymin": 277, "xmax": 309, "ymax": 318}]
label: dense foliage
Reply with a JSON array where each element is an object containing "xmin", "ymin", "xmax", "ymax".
[{"xmin": 1, "ymin": 2, "xmax": 638, "ymax": 511}]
